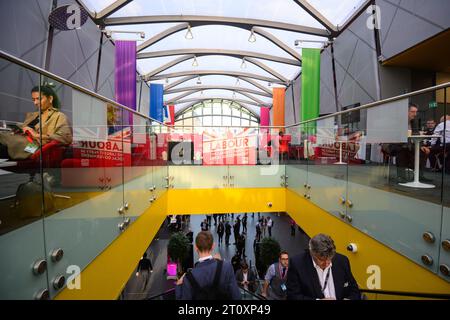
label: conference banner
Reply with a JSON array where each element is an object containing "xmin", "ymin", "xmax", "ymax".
[{"xmin": 202, "ymin": 128, "xmax": 257, "ymax": 165}]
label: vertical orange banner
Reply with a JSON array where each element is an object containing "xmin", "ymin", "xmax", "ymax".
[{"xmin": 272, "ymin": 87, "xmax": 285, "ymax": 132}]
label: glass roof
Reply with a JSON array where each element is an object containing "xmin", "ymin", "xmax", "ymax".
[
  {"xmin": 110, "ymin": 0, "xmax": 324, "ymax": 28},
  {"xmin": 81, "ymin": 0, "xmax": 368, "ymax": 118},
  {"xmin": 307, "ymin": 0, "xmax": 367, "ymax": 26}
]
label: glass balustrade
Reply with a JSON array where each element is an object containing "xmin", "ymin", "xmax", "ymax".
[
  {"xmin": 0, "ymin": 49, "xmax": 448, "ymax": 299},
  {"xmin": 0, "ymin": 53, "xmax": 169, "ymax": 299},
  {"xmin": 286, "ymin": 86, "xmax": 450, "ymax": 281}
]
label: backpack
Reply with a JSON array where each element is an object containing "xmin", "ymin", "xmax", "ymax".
[{"xmin": 185, "ymin": 260, "xmax": 232, "ymax": 300}]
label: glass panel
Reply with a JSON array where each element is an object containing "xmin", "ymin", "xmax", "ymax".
[
  {"xmin": 168, "ymin": 165, "xmax": 228, "ymax": 189},
  {"xmin": 41, "ymin": 83, "xmax": 125, "ymax": 297},
  {"xmin": 286, "ymin": 124, "xmax": 309, "ymax": 197},
  {"xmin": 230, "ymin": 165, "xmax": 284, "ymax": 188},
  {"xmin": 203, "ymin": 116, "xmax": 212, "ymax": 126},
  {"xmin": 0, "ymin": 61, "xmax": 48, "ymax": 299},
  {"xmin": 345, "ymin": 90, "xmax": 447, "ymax": 272},
  {"xmin": 212, "ymin": 116, "xmax": 221, "ymax": 127},
  {"xmin": 307, "ymin": 0, "xmax": 367, "ymax": 26},
  {"xmin": 307, "ymin": 117, "xmax": 348, "ymax": 218},
  {"xmin": 123, "ymin": 111, "xmax": 154, "ymax": 224},
  {"xmin": 222, "ymin": 116, "xmax": 231, "ymax": 127},
  {"xmin": 81, "ymin": 0, "xmax": 117, "ymax": 12}
]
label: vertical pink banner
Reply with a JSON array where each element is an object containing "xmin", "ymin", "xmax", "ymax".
[{"xmin": 260, "ymin": 107, "xmax": 270, "ymax": 127}]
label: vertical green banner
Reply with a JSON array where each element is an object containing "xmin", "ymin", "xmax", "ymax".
[{"xmin": 301, "ymin": 48, "xmax": 321, "ymax": 133}]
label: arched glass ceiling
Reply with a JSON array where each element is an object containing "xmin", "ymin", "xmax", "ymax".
[
  {"xmin": 109, "ymin": 0, "xmax": 324, "ymax": 29},
  {"xmin": 160, "ymin": 75, "xmax": 271, "ymax": 92},
  {"xmin": 175, "ymin": 99, "xmax": 260, "ymax": 128},
  {"xmin": 82, "ymin": 0, "xmax": 117, "ymax": 13},
  {"xmin": 164, "ymin": 89, "xmax": 272, "ymax": 104},
  {"xmin": 307, "ymin": 0, "xmax": 368, "ymax": 26},
  {"xmin": 139, "ymin": 25, "xmax": 294, "ymax": 60},
  {"xmin": 81, "ymin": 0, "xmax": 369, "ymax": 114},
  {"xmin": 159, "ymin": 55, "xmax": 278, "ymax": 80}
]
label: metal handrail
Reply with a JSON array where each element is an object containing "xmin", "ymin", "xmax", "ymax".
[
  {"xmin": 286, "ymin": 82, "xmax": 450, "ymax": 128},
  {"xmin": 2, "ymin": 49, "xmax": 448, "ymax": 131},
  {"xmin": 360, "ymin": 289, "xmax": 450, "ymax": 299},
  {"xmin": 238, "ymin": 284, "xmax": 267, "ymax": 300},
  {"xmin": 146, "ymin": 288, "xmax": 176, "ymax": 300},
  {"xmin": 0, "ymin": 49, "xmax": 165, "ymax": 126}
]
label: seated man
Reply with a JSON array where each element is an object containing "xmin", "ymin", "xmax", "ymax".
[
  {"xmin": 0, "ymin": 85, "xmax": 72, "ymax": 160},
  {"xmin": 429, "ymin": 115, "xmax": 450, "ymax": 173}
]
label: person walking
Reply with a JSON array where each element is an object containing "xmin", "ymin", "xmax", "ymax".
[
  {"xmin": 136, "ymin": 252, "xmax": 153, "ymax": 291},
  {"xmin": 217, "ymin": 220, "xmax": 225, "ymax": 247},
  {"xmin": 201, "ymin": 219, "xmax": 209, "ymax": 231},
  {"xmin": 175, "ymin": 231, "xmax": 241, "ymax": 300},
  {"xmin": 267, "ymin": 216, "xmax": 274, "ymax": 237},
  {"xmin": 242, "ymin": 214, "xmax": 248, "ymax": 233},
  {"xmin": 262, "ymin": 251, "xmax": 289, "ymax": 300},
  {"xmin": 225, "ymin": 220, "xmax": 232, "ymax": 246},
  {"xmin": 290, "ymin": 219, "xmax": 296, "ymax": 236}
]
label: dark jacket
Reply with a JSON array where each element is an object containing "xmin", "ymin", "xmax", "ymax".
[
  {"xmin": 286, "ymin": 251, "xmax": 361, "ymax": 300},
  {"xmin": 235, "ymin": 269, "xmax": 256, "ymax": 284},
  {"xmin": 176, "ymin": 259, "xmax": 241, "ymax": 300}
]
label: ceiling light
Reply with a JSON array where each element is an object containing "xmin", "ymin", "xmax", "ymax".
[
  {"xmin": 248, "ymin": 29, "xmax": 256, "ymax": 43},
  {"xmin": 185, "ymin": 25, "xmax": 193, "ymax": 40},
  {"xmin": 240, "ymin": 58, "xmax": 247, "ymax": 69},
  {"xmin": 200, "ymin": 90, "xmax": 204, "ymax": 96},
  {"xmin": 232, "ymin": 91, "xmax": 236, "ymax": 99},
  {"xmin": 196, "ymin": 76, "xmax": 202, "ymax": 85},
  {"xmin": 235, "ymin": 78, "xmax": 240, "ymax": 86},
  {"xmin": 192, "ymin": 56, "xmax": 198, "ymax": 67},
  {"xmin": 165, "ymin": 78, "xmax": 169, "ymax": 84},
  {"xmin": 268, "ymin": 82, "xmax": 272, "ymax": 87}
]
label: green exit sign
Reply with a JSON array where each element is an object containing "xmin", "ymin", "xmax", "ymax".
[{"xmin": 429, "ymin": 101, "xmax": 437, "ymax": 108}]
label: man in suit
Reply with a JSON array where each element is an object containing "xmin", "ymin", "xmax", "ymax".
[
  {"xmin": 235, "ymin": 262, "xmax": 257, "ymax": 292},
  {"xmin": 175, "ymin": 231, "xmax": 241, "ymax": 300},
  {"xmin": 286, "ymin": 234, "xmax": 361, "ymax": 300}
]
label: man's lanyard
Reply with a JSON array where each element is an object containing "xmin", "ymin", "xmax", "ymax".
[
  {"xmin": 278, "ymin": 263, "xmax": 287, "ymax": 279},
  {"xmin": 321, "ymin": 268, "xmax": 331, "ymax": 294}
]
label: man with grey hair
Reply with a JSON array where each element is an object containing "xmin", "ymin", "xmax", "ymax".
[{"xmin": 286, "ymin": 234, "xmax": 361, "ymax": 300}]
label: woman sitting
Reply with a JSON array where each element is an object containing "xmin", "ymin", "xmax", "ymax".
[{"xmin": 0, "ymin": 85, "xmax": 72, "ymax": 160}]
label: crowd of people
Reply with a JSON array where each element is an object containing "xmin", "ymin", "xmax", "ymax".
[{"xmin": 175, "ymin": 230, "xmax": 361, "ymax": 300}]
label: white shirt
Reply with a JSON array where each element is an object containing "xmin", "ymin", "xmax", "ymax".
[
  {"xmin": 432, "ymin": 120, "xmax": 450, "ymax": 146},
  {"xmin": 198, "ymin": 255, "xmax": 213, "ymax": 263},
  {"xmin": 311, "ymin": 258, "xmax": 336, "ymax": 299},
  {"xmin": 267, "ymin": 219, "xmax": 273, "ymax": 227}
]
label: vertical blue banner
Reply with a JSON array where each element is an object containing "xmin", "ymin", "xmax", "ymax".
[{"xmin": 150, "ymin": 83, "xmax": 164, "ymax": 122}]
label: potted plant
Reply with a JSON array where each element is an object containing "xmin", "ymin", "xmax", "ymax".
[
  {"xmin": 257, "ymin": 237, "xmax": 281, "ymax": 278},
  {"xmin": 167, "ymin": 232, "xmax": 190, "ymax": 278}
]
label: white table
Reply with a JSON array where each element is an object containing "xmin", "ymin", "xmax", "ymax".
[
  {"xmin": 399, "ymin": 135, "xmax": 438, "ymax": 189},
  {"xmin": 334, "ymin": 140, "xmax": 347, "ymax": 165}
]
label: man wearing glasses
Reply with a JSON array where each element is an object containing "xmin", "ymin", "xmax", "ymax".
[
  {"xmin": 286, "ymin": 234, "xmax": 361, "ymax": 300},
  {"xmin": 262, "ymin": 251, "xmax": 289, "ymax": 300}
]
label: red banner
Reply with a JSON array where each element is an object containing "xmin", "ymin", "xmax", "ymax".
[{"xmin": 202, "ymin": 129, "xmax": 257, "ymax": 165}]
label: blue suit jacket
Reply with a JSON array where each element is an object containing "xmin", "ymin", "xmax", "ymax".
[{"xmin": 176, "ymin": 259, "xmax": 242, "ymax": 300}]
